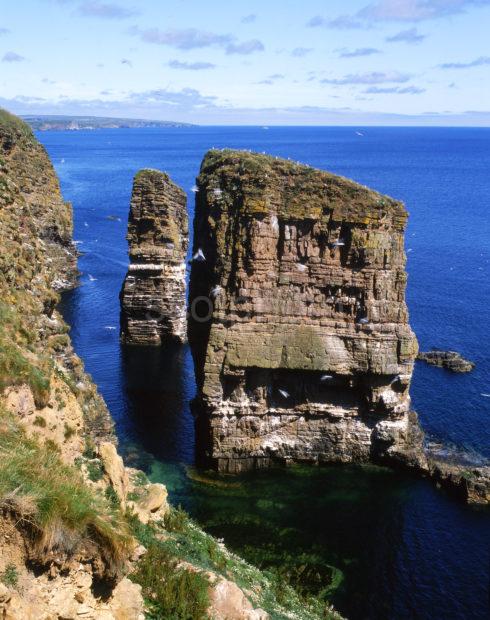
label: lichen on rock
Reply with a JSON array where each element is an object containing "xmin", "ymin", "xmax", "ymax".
[
  {"xmin": 120, "ymin": 168, "xmax": 188, "ymax": 345},
  {"xmin": 189, "ymin": 149, "xmax": 424, "ymax": 473}
]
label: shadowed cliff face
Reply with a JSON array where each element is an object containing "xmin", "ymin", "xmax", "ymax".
[
  {"xmin": 189, "ymin": 149, "xmax": 425, "ymax": 473},
  {"xmin": 120, "ymin": 169, "xmax": 189, "ymax": 345}
]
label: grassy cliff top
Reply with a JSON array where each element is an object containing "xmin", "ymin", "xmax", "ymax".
[
  {"xmin": 198, "ymin": 148, "xmax": 406, "ymax": 227},
  {"xmin": 0, "ymin": 108, "xmax": 35, "ymax": 142}
]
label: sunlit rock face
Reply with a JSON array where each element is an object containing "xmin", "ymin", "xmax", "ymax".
[
  {"xmin": 120, "ymin": 169, "xmax": 188, "ymax": 345},
  {"xmin": 189, "ymin": 149, "xmax": 423, "ymax": 473}
]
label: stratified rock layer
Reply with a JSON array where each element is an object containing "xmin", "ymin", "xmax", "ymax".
[
  {"xmin": 189, "ymin": 149, "xmax": 423, "ymax": 473},
  {"xmin": 120, "ymin": 169, "xmax": 188, "ymax": 344}
]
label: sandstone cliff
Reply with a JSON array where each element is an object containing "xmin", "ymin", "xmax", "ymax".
[
  {"xmin": 0, "ymin": 111, "xmax": 342, "ymax": 620},
  {"xmin": 120, "ymin": 169, "xmax": 188, "ymax": 344},
  {"xmin": 189, "ymin": 149, "xmax": 425, "ymax": 473}
]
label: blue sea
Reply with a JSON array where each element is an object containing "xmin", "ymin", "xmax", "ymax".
[{"xmin": 38, "ymin": 126, "xmax": 490, "ymax": 620}]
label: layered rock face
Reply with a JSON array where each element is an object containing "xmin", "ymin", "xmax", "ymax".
[
  {"xmin": 189, "ymin": 150, "xmax": 424, "ymax": 473},
  {"xmin": 120, "ymin": 169, "xmax": 188, "ymax": 344}
]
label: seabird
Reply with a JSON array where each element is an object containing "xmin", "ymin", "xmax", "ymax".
[
  {"xmin": 482, "ymin": 393, "xmax": 490, "ymax": 398},
  {"xmin": 210, "ymin": 285, "xmax": 222, "ymax": 298},
  {"xmin": 296, "ymin": 263, "xmax": 308, "ymax": 272},
  {"xmin": 213, "ymin": 188, "xmax": 223, "ymax": 197},
  {"xmin": 192, "ymin": 248, "xmax": 206, "ymax": 262},
  {"xmin": 191, "ymin": 185, "xmax": 199, "ymax": 193},
  {"xmin": 278, "ymin": 389, "xmax": 290, "ymax": 399},
  {"xmin": 357, "ymin": 317, "xmax": 369, "ymax": 324},
  {"xmin": 88, "ymin": 274, "xmax": 97, "ymax": 281},
  {"xmin": 331, "ymin": 239, "xmax": 345, "ymax": 247},
  {"xmin": 320, "ymin": 374, "xmax": 333, "ymax": 381}
]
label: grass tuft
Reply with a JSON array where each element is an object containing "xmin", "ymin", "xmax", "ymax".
[{"xmin": 0, "ymin": 407, "xmax": 132, "ymax": 578}]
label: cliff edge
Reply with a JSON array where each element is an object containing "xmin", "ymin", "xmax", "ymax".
[{"xmin": 0, "ymin": 111, "xmax": 344, "ymax": 619}]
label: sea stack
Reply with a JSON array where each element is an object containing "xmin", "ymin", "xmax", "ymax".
[
  {"xmin": 120, "ymin": 169, "xmax": 188, "ymax": 345},
  {"xmin": 189, "ymin": 149, "xmax": 423, "ymax": 473}
]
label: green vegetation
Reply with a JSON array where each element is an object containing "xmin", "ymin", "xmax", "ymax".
[
  {"xmin": 0, "ymin": 407, "xmax": 131, "ymax": 573},
  {"xmin": 126, "ymin": 506, "xmax": 342, "ymax": 620},
  {"xmin": 63, "ymin": 423, "xmax": 76, "ymax": 440},
  {"xmin": 131, "ymin": 542, "xmax": 210, "ymax": 620},
  {"xmin": 33, "ymin": 415, "xmax": 46, "ymax": 428},
  {"xmin": 0, "ymin": 108, "xmax": 34, "ymax": 140},
  {"xmin": 0, "ymin": 301, "xmax": 52, "ymax": 407},
  {"xmin": 1, "ymin": 563, "xmax": 18, "ymax": 588},
  {"xmin": 86, "ymin": 459, "xmax": 104, "ymax": 482}
]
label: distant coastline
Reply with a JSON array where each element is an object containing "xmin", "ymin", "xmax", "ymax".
[{"xmin": 22, "ymin": 114, "xmax": 195, "ymax": 131}]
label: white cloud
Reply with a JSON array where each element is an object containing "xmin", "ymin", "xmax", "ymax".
[
  {"xmin": 386, "ymin": 27, "xmax": 426, "ymax": 42},
  {"xmin": 359, "ymin": 0, "xmax": 490, "ymax": 22},
  {"xmin": 321, "ymin": 71, "xmax": 412, "ymax": 85},
  {"xmin": 225, "ymin": 39, "xmax": 264, "ymax": 55},
  {"xmin": 364, "ymin": 85, "xmax": 426, "ymax": 93},
  {"xmin": 338, "ymin": 47, "xmax": 382, "ymax": 57},
  {"xmin": 2, "ymin": 51, "xmax": 25, "ymax": 62},
  {"xmin": 168, "ymin": 60, "xmax": 216, "ymax": 70},
  {"xmin": 78, "ymin": 1, "xmax": 138, "ymax": 19},
  {"xmin": 439, "ymin": 56, "xmax": 490, "ymax": 68}
]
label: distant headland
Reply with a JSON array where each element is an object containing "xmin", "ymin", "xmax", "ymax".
[{"xmin": 21, "ymin": 114, "xmax": 195, "ymax": 131}]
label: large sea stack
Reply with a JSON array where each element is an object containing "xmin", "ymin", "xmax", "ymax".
[
  {"xmin": 120, "ymin": 169, "xmax": 188, "ymax": 344},
  {"xmin": 189, "ymin": 149, "xmax": 424, "ymax": 473}
]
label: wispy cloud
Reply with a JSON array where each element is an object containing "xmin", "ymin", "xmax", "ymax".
[
  {"xmin": 0, "ymin": 27, "xmax": 10, "ymax": 35},
  {"xmin": 364, "ymin": 85, "xmax": 426, "ymax": 94},
  {"xmin": 307, "ymin": 15, "xmax": 367, "ymax": 29},
  {"xmin": 257, "ymin": 73, "xmax": 285, "ymax": 84},
  {"xmin": 310, "ymin": 1, "xmax": 490, "ymax": 30},
  {"xmin": 2, "ymin": 51, "xmax": 25, "ymax": 62},
  {"xmin": 129, "ymin": 26, "xmax": 263, "ymax": 55},
  {"xmin": 78, "ymin": 1, "xmax": 139, "ymax": 19},
  {"xmin": 338, "ymin": 47, "xmax": 381, "ymax": 58},
  {"xmin": 168, "ymin": 59, "xmax": 216, "ymax": 70},
  {"xmin": 386, "ymin": 27, "xmax": 426, "ymax": 43},
  {"xmin": 321, "ymin": 71, "xmax": 412, "ymax": 85},
  {"xmin": 359, "ymin": 0, "xmax": 490, "ymax": 22},
  {"xmin": 291, "ymin": 47, "xmax": 313, "ymax": 57},
  {"xmin": 439, "ymin": 55, "xmax": 490, "ymax": 68},
  {"xmin": 241, "ymin": 14, "xmax": 257, "ymax": 23},
  {"xmin": 129, "ymin": 26, "xmax": 232, "ymax": 49},
  {"xmin": 225, "ymin": 39, "xmax": 264, "ymax": 55}
]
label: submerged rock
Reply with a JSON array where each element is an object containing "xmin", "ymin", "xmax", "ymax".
[
  {"xmin": 189, "ymin": 149, "xmax": 424, "ymax": 473},
  {"xmin": 417, "ymin": 350, "xmax": 475, "ymax": 372},
  {"xmin": 120, "ymin": 169, "xmax": 188, "ymax": 344}
]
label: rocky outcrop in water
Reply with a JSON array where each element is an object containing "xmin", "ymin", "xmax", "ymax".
[
  {"xmin": 120, "ymin": 169, "xmax": 188, "ymax": 344},
  {"xmin": 189, "ymin": 149, "xmax": 425, "ymax": 473},
  {"xmin": 418, "ymin": 350, "xmax": 475, "ymax": 372}
]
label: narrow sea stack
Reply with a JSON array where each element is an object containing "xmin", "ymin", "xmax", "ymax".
[
  {"xmin": 189, "ymin": 149, "xmax": 424, "ymax": 473},
  {"xmin": 120, "ymin": 169, "xmax": 188, "ymax": 344}
]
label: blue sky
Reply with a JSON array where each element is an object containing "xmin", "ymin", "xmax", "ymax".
[{"xmin": 1, "ymin": 0, "xmax": 490, "ymax": 124}]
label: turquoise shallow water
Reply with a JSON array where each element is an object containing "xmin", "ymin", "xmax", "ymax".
[{"xmin": 41, "ymin": 126, "xmax": 490, "ymax": 619}]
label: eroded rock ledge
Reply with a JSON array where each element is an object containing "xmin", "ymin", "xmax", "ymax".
[
  {"xmin": 189, "ymin": 149, "xmax": 425, "ymax": 473},
  {"xmin": 120, "ymin": 169, "xmax": 188, "ymax": 345},
  {"xmin": 417, "ymin": 350, "xmax": 475, "ymax": 373}
]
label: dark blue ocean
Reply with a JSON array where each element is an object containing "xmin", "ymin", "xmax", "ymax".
[{"xmin": 38, "ymin": 127, "xmax": 490, "ymax": 620}]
